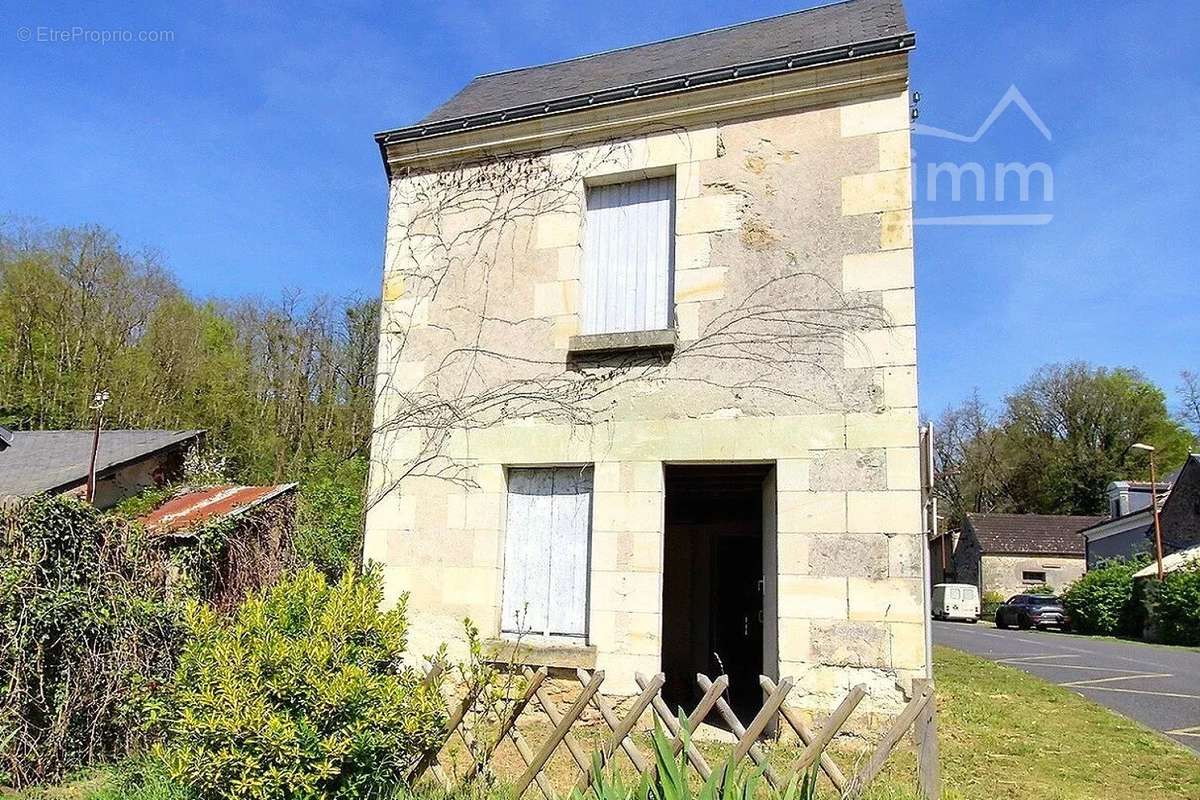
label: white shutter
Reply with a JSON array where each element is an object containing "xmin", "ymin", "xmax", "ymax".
[
  {"xmin": 581, "ymin": 177, "xmax": 674, "ymax": 335},
  {"xmin": 501, "ymin": 467, "xmax": 593, "ymax": 638},
  {"xmin": 501, "ymin": 469, "xmax": 553, "ymax": 635},
  {"xmin": 547, "ymin": 468, "xmax": 592, "ymax": 636}
]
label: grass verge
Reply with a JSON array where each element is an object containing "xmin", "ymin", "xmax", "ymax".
[{"xmin": 927, "ymin": 645, "xmax": 1199, "ymax": 799}]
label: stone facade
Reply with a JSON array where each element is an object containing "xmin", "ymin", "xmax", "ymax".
[
  {"xmin": 980, "ymin": 554, "xmax": 1085, "ymax": 598},
  {"xmin": 365, "ymin": 54, "xmax": 927, "ymax": 718}
]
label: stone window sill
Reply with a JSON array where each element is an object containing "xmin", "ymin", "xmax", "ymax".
[
  {"xmin": 482, "ymin": 637, "xmax": 598, "ymax": 669},
  {"xmin": 567, "ymin": 328, "xmax": 677, "ymax": 355}
]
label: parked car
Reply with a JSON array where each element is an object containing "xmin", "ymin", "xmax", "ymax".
[
  {"xmin": 931, "ymin": 583, "xmax": 980, "ymax": 622},
  {"xmin": 995, "ymin": 594, "xmax": 1071, "ymax": 631}
]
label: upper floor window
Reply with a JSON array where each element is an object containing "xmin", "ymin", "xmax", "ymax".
[{"xmin": 580, "ymin": 176, "xmax": 675, "ymax": 335}]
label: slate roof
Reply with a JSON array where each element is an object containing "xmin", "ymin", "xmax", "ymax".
[
  {"xmin": 0, "ymin": 429, "xmax": 204, "ymax": 498},
  {"xmin": 966, "ymin": 513, "xmax": 1106, "ymax": 557},
  {"xmin": 379, "ymin": 0, "xmax": 913, "ymax": 144}
]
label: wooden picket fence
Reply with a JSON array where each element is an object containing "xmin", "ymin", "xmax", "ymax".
[{"xmin": 407, "ymin": 665, "xmax": 940, "ymax": 800}]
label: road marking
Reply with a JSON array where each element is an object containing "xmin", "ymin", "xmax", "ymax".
[
  {"xmin": 1017, "ymin": 663, "xmax": 1169, "ymax": 675},
  {"xmin": 1166, "ymin": 726, "xmax": 1200, "ymax": 738},
  {"xmin": 1067, "ymin": 685, "xmax": 1200, "ymax": 700},
  {"xmin": 996, "ymin": 654, "xmax": 1078, "ymax": 663},
  {"xmin": 1005, "ymin": 632, "xmax": 1178, "ymax": 671},
  {"xmin": 1061, "ymin": 673, "xmax": 1173, "ymax": 687}
]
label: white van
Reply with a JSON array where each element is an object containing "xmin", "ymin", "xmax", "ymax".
[{"xmin": 931, "ymin": 583, "xmax": 980, "ymax": 622}]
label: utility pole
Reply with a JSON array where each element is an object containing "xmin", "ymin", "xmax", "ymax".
[
  {"xmin": 85, "ymin": 390, "xmax": 110, "ymax": 504},
  {"xmin": 1129, "ymin": 442, "xmax": 1165, "ymax": 580}
]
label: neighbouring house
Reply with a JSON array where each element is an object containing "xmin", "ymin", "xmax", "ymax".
[
  {"xmin": 935, "ymin": 513, "xmax": 1104, "ymax": 597},
  {"xmin": 0, "ymin": 428, "xmax": 204, "ymax": 510},
  {"xmin": 1081, "ymin": 454, "xmax": 1200, "ymax": 569},
  {"xmin": 1133, "ymin": 542, "xmax": 1200, "ymax": 579},
  {"xmin": 139, "ymin": 483, "xmax": 298, "ymax": 609},
  {"xmin": 365, "ymin": 0, "xmax": 925, "ymax": 720}
]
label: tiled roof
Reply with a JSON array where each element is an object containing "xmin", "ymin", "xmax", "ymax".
[
  {"xmin": 139, "ymin": 483, "xmax": 296, "ymax": 534},
  {"xmin": 381, "ymin": 0, "xmax": 912, "ymax": 143},
  {"xmin": 0, "ymin": 429, "xmax": 204, "ymax": 498},
  {"xmin": 966, "ymin": 513, "xmax": 1106, "ymax": 557}
]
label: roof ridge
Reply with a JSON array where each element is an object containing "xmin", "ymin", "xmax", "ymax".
[{"xmin": 474, "ymin": 0, "xmax": 873, "ymax": 80}]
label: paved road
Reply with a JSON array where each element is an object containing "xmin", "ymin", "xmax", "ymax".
[{"xmin": 933, "ymin": 620, "xmax": 1200, "ymax": 753}]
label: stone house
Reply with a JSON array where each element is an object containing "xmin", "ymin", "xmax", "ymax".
[
  {"xmin": 364, "ymin": 0, "xmax": 927, "ymax": 719},
  {"xmin": 936, "ymin": 513, "xmax": 1103, "ymax": 598},
  {"xmin": 1081, "ymin": 453, "xmax": 1200, "ymax": 569},
  {"xmin": 0, "ymin": 428, "xmax": 204, "ymax": 510}
]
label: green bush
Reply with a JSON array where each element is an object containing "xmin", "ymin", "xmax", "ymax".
[
  {"xmin": 295, "ymin": 455, "xmax": 367, "ymax": 580},
  {"xmin": 1155, "ymin": 564, "xmax": 1200, "ymax": 646},
  {"xmin": 90, "ymin": 759, "xmax": 195, "ymax": 800},
  {"xmin": 981, "ymin": 591, "xmax": 1005, "ymax": 619},
  {"xmin": 150, "ymin": 567, "xmax": 446, "ymax": 800},
  {"xmin": 0, "ymin": 496, "xmax": 182, "ymax": 787},
  {"xmin": 1061, "ymin": 558, "xmax": 1144, "ymax": 635}
]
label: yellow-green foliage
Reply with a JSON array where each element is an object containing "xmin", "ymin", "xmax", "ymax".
[{"xmin": 149, "ymin": 567, "xmax": 446, "ymax": 800}]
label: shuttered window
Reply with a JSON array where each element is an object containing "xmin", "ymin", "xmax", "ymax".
[
  {"xmin": 501, "ymin": 467, "xmax": 593, "ymax": 639},
  {"xmin": 581, "ymin": 177, "xmax": 675, "ymax": 335}
]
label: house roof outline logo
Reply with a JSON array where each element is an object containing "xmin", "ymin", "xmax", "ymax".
[{"xmin": 914, "ymin": 85, "xmax": 1052, "ymax": 143}]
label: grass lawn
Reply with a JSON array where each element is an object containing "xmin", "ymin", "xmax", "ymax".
[
  {"xmin": 8, "ymin": 646, "xmax": 1198, "ymax": 800},
  {"xmin": 923, "ymin": 645, "xmax": 1199, "ymax": 800}
]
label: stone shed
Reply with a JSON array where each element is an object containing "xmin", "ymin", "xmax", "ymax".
[
  {"xmin": 364, "ymin": 0, "xmax": 928, "ymax": 720},
  {"xmin": 141, "ymin": 483, "xmax": 297, "ymax": 609},
  {"xmin": 946, "ymin": 513, "xmax": 1104, "ymax": 598}
]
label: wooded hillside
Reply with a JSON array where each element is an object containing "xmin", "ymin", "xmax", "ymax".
[{"xmin": 0, "ymin": 221, "xmax": 377, "ymax": 483}]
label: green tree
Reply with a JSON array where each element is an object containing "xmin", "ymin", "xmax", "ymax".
[
  {"xmin": 932, "ymin": 363, "xmax": 1194, "ymax": 525},
  {"xmin": 1001, "ymin": 363, "xmax": 1192, "ymax": 515}
]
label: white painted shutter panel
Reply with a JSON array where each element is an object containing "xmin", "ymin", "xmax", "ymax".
[
  {"xmin": 501, "ymin": 467, "xmax": 593, "ymax": 638},
  {"xmin": 501, "ymin": 469, "xmax": 553, "ymax": 635},
  {"xmin": 547, "ymin": 468, "xmax": 592, "ymax": 636},
  {"xmin": 581, "ymin": 177, "xmax": 674, "ymax": 335}
]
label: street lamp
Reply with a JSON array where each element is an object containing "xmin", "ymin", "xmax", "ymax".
[
  {"xmin": 1129, "ymin": 443, "xmax": 1165, "ymax": 580},
  {"xmin": 85, "ymin": 390, "xmax": 110, "ymax": 504}
]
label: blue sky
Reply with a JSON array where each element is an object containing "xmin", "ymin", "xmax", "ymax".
[{"xmin": 1, "ymin": 1, "xmax": 1197, "ymax": 416}]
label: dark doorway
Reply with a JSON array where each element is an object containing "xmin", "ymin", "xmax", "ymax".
[{"xmin": 661, "ymin": 464, "xmax": 773, "ymax": 723}]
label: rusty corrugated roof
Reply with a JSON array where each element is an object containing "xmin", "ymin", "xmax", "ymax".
[{"xmin": 139, "ymin": 483, "xmax": 295, "ymax": 533}]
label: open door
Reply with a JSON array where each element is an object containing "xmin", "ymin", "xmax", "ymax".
[{"xmin": 661, "ymin": 464, "xmax": 774, "ymax": 722}]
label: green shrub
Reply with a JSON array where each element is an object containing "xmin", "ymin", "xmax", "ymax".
[
  {"xmin": 1025, "ymin": 584, "xmax": 1056, "ymax": 595},
  {"xmin": 981, "ymin": 591, "xmax": 1005, "ymax": 619},
  {"xmin": 89, "ymin": 759, "xmax": 194, "ymax": 800},
  {"xmin": 1061, "ymin": 558, "xmax": 1144, "ymax": 635},
  {"xmin": 295, "ymin": 455, "xmax": 367, "ymax": 580},
  {"xmin": 1155, "ymin": 564, "xmax": 1200, "ymax": 646},
  {"xmin": 0, "ymin": 496, "xmax": 182, "ymax": 787},
  {"xmin": 150, "ymin": 566, "xmax": 446, "ymax": 800}
]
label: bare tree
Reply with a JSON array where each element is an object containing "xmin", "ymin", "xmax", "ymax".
[
  {"xmin": 1179, "ymin": 370, "xmax": 1200, "ymax": 441},
  {"xmin": 931, "ymin": 391, "xmax": 1014, "ymax": 528}
]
